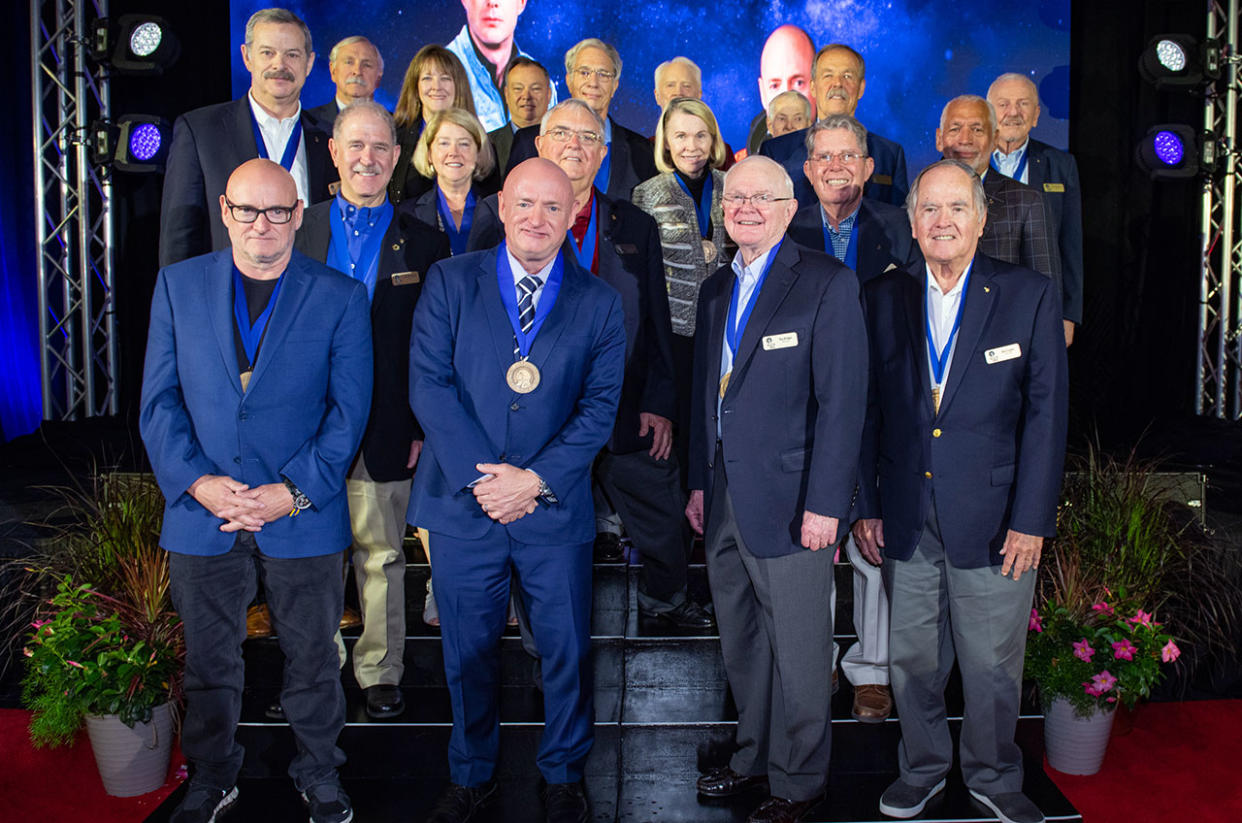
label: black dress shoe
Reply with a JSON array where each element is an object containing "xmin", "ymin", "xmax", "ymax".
[
  {"xmin": 593, "ymin": 532, "xmax": 625, "ymax": 562},
  {"xmin": 696, "ymin": 766, "xmax": 769, "ymax": 797},
  {"xmin": 426, "ymin": 780, "xmax": 497, "ymax": 823},
  {"xmin": 365, "ymin": 684, "xmax": 405, "ymax": 719},
  {"xmin": 543, "ymin": 781, "xmax": 589, "ymax": 823},
  {"xmin": 747, "ymin": 794, "xmax": 822, "ymax": 823},
  {"xmin": 643, "ymin": 598, "xmax": 715, "ymax": 629},
  {"xmin": 264, "ymin": 702, "xmax": 285, "ymax": 720}
]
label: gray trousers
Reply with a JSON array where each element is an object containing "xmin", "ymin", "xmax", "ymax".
[
  {"xmin": 705, "ymin": 458, "xmax": 834, "ymax": 801},
  {"xmin": 883, "ymin": 498, "xmax": 1036, "ymax": 795}
]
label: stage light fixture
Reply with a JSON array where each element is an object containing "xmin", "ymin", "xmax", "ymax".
[
  {"xmin": 112, "ymin": 116, "xmax": 171, "ymax": 173},
  {"xmin": 1135, "ymin": 125, "xmax": 1200, "ymax": 180},
  {"xmin": 1139, "ymin": 35, "xmax": 1221, "ymax": 89},
  {"xmin": 89, "ymin": 15, "xmax": 180, "ymax": 75}
]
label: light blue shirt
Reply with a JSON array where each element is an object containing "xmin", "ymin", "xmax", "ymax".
[
  {"xmin": 506, "ymin": 246, "xmax": 555, "ymax": 310},
  {"xmin": 992, "ymin": 138, "xmax": 1030, "ymax": 184},
  {"xmin": 446, "ymin": 25, "xmax": 558, "ymax": 133},
  {"xmin": 717, "ymin": 245, "xmax": 776, "ymax": 436},
  {"xmin": 820, "ymin": 204, "xmax": 860, "ymax": 260}
]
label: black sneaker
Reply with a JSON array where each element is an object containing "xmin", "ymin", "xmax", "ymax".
[
  {"xmin": 170, "ymin": 784, "xmax": 239, "ymax": 823},
  {"xmin": 426, "ymin": 779, "xmax": 498, "ymax": 823},
  {"xmin": 642, "ymin": 597, "xmax": 715, "ymax": 629},
  {"xmin": 593, "ymin": 532, "xmax": 625, "ymax": 562},
  {"xmin": 301, "ymin": 782, "xmax": 353, "ymax": 823},
  {"xmin": 543, "ymin": 781, "xmax": 590, "ymax": 823}
]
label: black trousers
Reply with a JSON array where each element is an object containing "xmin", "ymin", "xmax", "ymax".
[{"xmin": 169, "ymin": 533, "xmax": 346, "ymax": 792}]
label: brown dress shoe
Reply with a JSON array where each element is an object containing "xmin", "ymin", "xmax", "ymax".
[
  {"xmin": 696, "ymin": 766, "xmax": 769, "ymax": 797},
  {"xmin": 851, "ymin": 683, "xmax": 892, "ymax": 723},
  {"xmin": 747, "ymin": 794, "xmax": 823, "ymax": 822}
]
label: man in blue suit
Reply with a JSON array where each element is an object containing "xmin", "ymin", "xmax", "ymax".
[
  {"xmin": 853, "ymin": 160, "xmax": 1067, "ymax": 823},
  {"xmin": 140, "ymin": 158, "xmax": 372, "ymax": 823},
  {"xmin": 408, "ymin": 158, "xmax": 626, "ymax": 823},
  {"xmin": 686, "ymin": 157, "xmax": 868, "ymax": 823},
  {"xmin": 760, "ymin": 44, "xmax": 908, "ymax": 210}
]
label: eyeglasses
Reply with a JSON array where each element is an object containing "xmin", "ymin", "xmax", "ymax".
[
  {"xmin": 572, "ymin": 66, "xmax": 617, "ymax": 83},
  {"xmin": 544, "ymin": 127, "xmax": 604, "ymax": 146},
  {"xmin": 810, "ymin": 151, "xmax": 865, "ymax": 164},
  {"xmin": 721, "ymin": 193, "xmax": 793, "ymax": 207},
  {"xmin": 224, "ymin": 197, "xmax": 297, "ymax": 224}
]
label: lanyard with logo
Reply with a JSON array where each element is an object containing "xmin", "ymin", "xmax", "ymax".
[
  {"xmin": 720, "ymin": 240, "xmax": 781, "ymax": 398},
  {"xmin": 924, "ymin": 267, "xmax": 971, "ymax": 415},
  {"xmin": 249, "ymin": 108, "xmax": 303, "ymax": 172},
  {"xmin": 674, "ymin": 172, "xmax": 714, "ymax": 239},
  {"xmin": 232, "ymin": 267, "xmax": 285, "ymax": 371},
  {"xmin": 436, "ymin": 187, "xmax": 476, "ymax": 257},
  {"xmin": 327, "ymin": 196, "xmax": 392, "ymax": 299},
  {"xmin": 496, "ymin": 242, "xmax": 565, "ymax": 359}
]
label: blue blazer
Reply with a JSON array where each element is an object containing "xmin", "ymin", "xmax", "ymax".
[
  {"xmin": 760, "ymin": 127, "xmax": 909, "ymax": 210},
  {"xmin": 139, "ymin": 249, "xmax": 374, "ymax": 558},
  {"xmin": 406, "ymin": 247, "xmax": 627, "ymax": 543},
  {"xmin": 688, "ymin": 241, "xmax": 869, "ymax": 558},
  {"xmin": 855, "ymin": 254, "xmax": 1068, "ymax": 569},
  {"xmin": 1024, "ymin": 139, "xmax": 1084, "ymax": 325},
  {"xmin": 786, "ymin": 198, "xmax": 916, "ymax": 284}
]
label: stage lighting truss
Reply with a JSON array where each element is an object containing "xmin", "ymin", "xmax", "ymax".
[
  {"xmin": 1139, "ymin": 34, "xmax": 1222, "ymax": 89},
  {"xmin": 89, "ymin": 13, "xmax": 179, "ymax": 75}
]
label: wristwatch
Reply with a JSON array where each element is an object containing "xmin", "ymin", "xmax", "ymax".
[
  {"xmin": 283, "ymin": 477, "xmax": 312, "ymax": 515},
  {"xmin": 532, "ymin": 472, "xmax": 558, "ymax": 505}
]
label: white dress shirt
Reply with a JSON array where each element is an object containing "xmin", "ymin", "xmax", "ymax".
[
  {"xmin": 925, "ymin": 261, "xmax": 973, "ymax": 397},
  {"xmin": 247, "ymin": 91, "xmax": 310, "ymax": 205}
]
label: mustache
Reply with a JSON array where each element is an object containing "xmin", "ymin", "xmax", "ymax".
[
  {"xmin": 1001, "ymin": 116, "xmax": 1026, "ymax": 126},
  {"xmin": 345, "ymin": 75, "xmax": 367, "ymax": 86},
  {"xmin": 351, "ymin": 162, "xmax": 382, "ymax": 174},
  {"xmin": 827, "ymin": 88, "xmax": 849, "ymax": 99},
  {"xmin": 263, "ymin": 69, "xmax": 295, "ymax": 81}
]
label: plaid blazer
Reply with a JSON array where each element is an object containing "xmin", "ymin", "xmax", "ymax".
[{"xmin": 980, "ymin": 171, "xmax": 1063, "ymax": 312}]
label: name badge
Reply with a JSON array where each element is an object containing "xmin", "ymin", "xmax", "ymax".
[
  {"xmin": 614, "ymin": 243, "xmax": 638, "ymax": 255},
  {"xmin": 762, "ymin": 332, "xmax": 799, "ymax": 351},
  {"xmin": 1043, "ymin": 182, "xmax": 1066, "ymax": 193},
  {"xmin": 985, "ymin": 343, "xmax": 1022, "ymax": 364},
  {"xmin": 391, "ymin": 271, "xmax": 420, "ymax": 286},
  {"xmin": 872, "ymin": 174, "xmax": 893, "ymax": 185}
]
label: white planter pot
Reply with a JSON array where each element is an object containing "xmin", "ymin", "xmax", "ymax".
[
  {"xmin": 1043, "ymin": 696, "xmax": 1116, "ymax": 776},
  {"xmin": 84, "ymin": 702, "xmax": 175, "ymax": 797}
]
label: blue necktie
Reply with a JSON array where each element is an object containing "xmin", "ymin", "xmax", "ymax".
[{"xmin": 515, "ymin": 275, "xmax": 542, "ymax": 357}]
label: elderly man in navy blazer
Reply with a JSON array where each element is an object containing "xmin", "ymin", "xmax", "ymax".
[
  {"xmin": 407, "ymin": 158, "xmax": 626, "ymax": 823},
  {"xmin": 854, "ymin": 159, "xmax": 1067, "ymax": 823},
  {"xmin": 685, "ymin": 156, "xmax": 868, "ymax": 823},
  {"xmin": 760, "ymin": 44, "xmax": 908, "ymax": 211},
  {"xmin": 140, "ymin": 158, "xmax": 372, "ymax": 823},
  {"xmin": 988, "ymin": 73, "xmax": 1084, "ymax": 346},
  {"xmin": 159, "ymin": 8, "xmax": 336, "ymax": 267}
]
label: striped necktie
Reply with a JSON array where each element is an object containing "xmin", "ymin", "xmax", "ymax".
[{"xmin": 517, "ymin": 275, "xmax": 542, "ymax": 333}]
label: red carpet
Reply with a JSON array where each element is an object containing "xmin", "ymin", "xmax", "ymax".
[
  {"xmin": 1047, "ymin": 699, "xmax": 1242, "ymax": 823},
  {"xmin": 0, "ymin": 708, "xmax": 185, "ymax": 822}
]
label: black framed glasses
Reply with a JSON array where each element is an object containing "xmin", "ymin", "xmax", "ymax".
[{"xmin": 224, "ymin": 197, "xmax": 297, "ymax": 224}]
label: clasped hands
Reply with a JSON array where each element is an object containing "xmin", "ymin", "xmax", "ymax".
[
  {"xmin": 189, "ymin": 474, "xmax": 294, "ymax": 532},
  {"xmin": 472, "ymin": 462, "xmax": 541, "ymax": 524}
]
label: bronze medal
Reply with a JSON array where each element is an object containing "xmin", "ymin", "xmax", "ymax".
[
  {"xmin": 719, "ymin": 371, "xmax": 730, "ymax": 399},
  {"xmin": 507, "ymin": 360, "xmax": 541, "ymax": 394},
  {"xmin": 701, "ymin": 239, "xmax": 718, "ymax": 264},
  {"xmin": 239, "ymin": 370, "xmax": 252, "ymax": 392}
]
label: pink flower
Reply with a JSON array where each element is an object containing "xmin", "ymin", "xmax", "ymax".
[
  {"xmin": 1084, "ymin": 670, "xmax": 1118, "ymax": 696},
  {"xmin": 1029, "ymin": 609, "xmax": 1042, "ymax": 632},
  {"xmin": 1128, "ymin": 609, "xmax": 1155, "ymax": 628},
  {"xmin": 1072, "ymin": 638, "xmax": 1095, "ymax": 662},
  {"xmin": 1112, "ymin": 639, "xmax": 1137, "ymax": 661},
  {"xmin": 22, "ymin": 647, "xmax": 32, "ymax": 658},
  {"xmin": 30, "ymin": 619, "xmax": 49, "ymax": 629},
  {"xmin": 66, "ymin": 660, "xmax": 84, "ymax": 669},
  {"xmin": 1162, "ymin": 640, "xmax": 1181, "ymax": 663},
  {"xmin": 1091, "ymin": 601, "xmax": 1114, "ymax": 617}
]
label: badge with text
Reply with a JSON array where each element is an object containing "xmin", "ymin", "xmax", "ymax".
[
  {"xmin": 1043, "ymin": 182, "xmax": 1066, "ymax": 193},
  {"xmin": 985, "ymin": 343, "xmax": 1023, "ymax": 364},
  {"xmin": 762, "ymin": 332, "xmax": 799, "ymax": 351},
  {"xmin": 391, "ymin": 271, "xmax": 420, "ymax": 286}
]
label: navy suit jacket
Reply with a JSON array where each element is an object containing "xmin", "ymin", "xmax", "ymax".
[
  {"xmin": 139, "ymin": 249, "xmax": 373, "ymax": 558},
  {"xmin": 412, "ymin": 186, "xmax": 496, "ymax": 253},
  {"xmin": 760, "ymin": 127, "xmax": 909, "ymax": 209},
  {"xmin": 505, "ymin": 117, "xmax": 658, "ymax": 200},
  {"xmin": 468, "ymin": 190, "xmax": 677, "ymax": 454},
  {"xmin": 406, "ymin": 247, "xmax": 627, "ymax": 543},
  {"xmin": 158, "ymin": 98, "xmax": 337, "ymax": 268},
  {"xmin": 306, "ymin": 100, "xmax": 341, "ymax": 131},
  {"xmin": 786, "ymin": 198, "xmax": 916, "ymax": 284},
  {"xmin": 855, "ymin": 254, "xmax": 1068, "ymax": 568},
  {"xmin": 1023, "ymin": 139, "xmax": 1084, "ymax": 324},
  {"xmin": 294, "ymin": 198, "xmax": 451, "ymax": 481},
  {"xmin": 689, "ymin": 241, "xmax": 869, "ymax": 558}
]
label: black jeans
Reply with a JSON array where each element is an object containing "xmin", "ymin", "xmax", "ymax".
[{"xmin": 169, "ymin": 533, "xmax": 346, "ymax": 791}]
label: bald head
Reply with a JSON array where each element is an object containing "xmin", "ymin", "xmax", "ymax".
[
  {"xmin": 221, "ymin": 158, "xmax": 302, "ymax": 277},
  {"xmin": 759, "ymin": 25, "xmax": 815, "ymax": 113},
  {"xmin": 987, "ymin": 73, "xmax": 1041, "ymax": 151},
  {"xmin": 498, "ymin": 158, "xmax": 576, "ymax": 274},
  {"xmin": 723, "ymin": 156, "xmax": 798, "ymax": 263}
]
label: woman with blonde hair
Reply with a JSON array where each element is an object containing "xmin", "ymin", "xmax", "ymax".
[
  {"xmin": 410, "ymin": 107, "xmax": 497, "ymax": 256},
  {"xmin": 389, "ymin": 45, "xmax": 476, "ymax": 203}
]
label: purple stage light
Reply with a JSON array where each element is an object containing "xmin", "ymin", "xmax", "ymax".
[
  {"xmin": 129, "ymin": 123, "xmax": 162, "ymax": 161},
  {"xmin": 1153, "ymin": 131, "xmax": 1184, "ymax": 166}
]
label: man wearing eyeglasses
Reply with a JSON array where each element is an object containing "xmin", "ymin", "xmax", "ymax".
[
  {"xmin": 506, "ymin": 38, "xmax": 657, "ymax": 200},
  {"xmin": 685, "ymin": 156, "xmax": 868, "ymax": 823},
  {"xmin": 141, "ymin": 158, "xmax": 372, "ymax": 823}
]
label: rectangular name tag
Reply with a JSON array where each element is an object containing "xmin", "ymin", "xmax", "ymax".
[
  {"xmin": 985, "ymin": 343, "xmax": 1022, "ymax": 364},
  {"xmin": 391, "ymin": 271, "xmax": 420, "ymax": 286},
  {"xmin": 763, "ymin": 332, "xmax": 799, "ymax": 351},
  {"xmin": 1043, "ymin": 182, "xmax": 1066, "ymax": 193}
]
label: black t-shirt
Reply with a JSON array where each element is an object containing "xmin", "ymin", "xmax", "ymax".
[{"xmin": 233, "ymin": 270, "xmax": 279, "ymax": 373}]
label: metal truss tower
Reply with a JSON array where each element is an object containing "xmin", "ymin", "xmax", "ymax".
[
  {"xmin": 30, "ymin": 0, "xmax": 117, "ymax": 421},
  {"xmin": 1199, "ymin": 0, "xmax": 1242, "ymax": 418}
]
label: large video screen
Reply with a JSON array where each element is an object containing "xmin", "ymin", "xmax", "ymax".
[{"xmin": 229, "ymin": 0, "xmax": 1070, "ymax": 174}]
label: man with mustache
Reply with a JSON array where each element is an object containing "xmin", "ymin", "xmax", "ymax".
[
  {"xmin": 988, "ymin": 73, "xmax": 1083, "ymax": 346},
  {"xmin": 293, "ymin": 101, "xmax": 450, "ymax": 721},
  {"xmin": 160, "ymin": 8, "xmax": 336, "ymax": 267},
  {"xmin": 760, "ymin": 44, "xmax": 908, "ymax": 209},
  {"xmin": 487, "ymin": 56, "xmax": 552, "ymax": 172},
  {"xmin": 307, "ymin": 36, "xmax": 385, "ymax": 130}
]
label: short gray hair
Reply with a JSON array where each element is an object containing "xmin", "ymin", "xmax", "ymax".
[
  {"xmin": 769, "ymin": 90, "xmax": 811, "ymax": 120},
  {"xmin": 328, "ymin": 35, "xmax": 383, "ymax": 73},
  {"xmin": 939, "ymin": 94, "xmax": 998, "ymax": 136},
  {"xmin": 987, "ymin": 72, "xmax": 1039, "ymax": 101},
  {"xmin": 539, "ymin": 98, "xmax": 606, "ymax": 136},
  {"xmin": 565, "ymin": 38, "xmax": 622, "ymax": 82},
  {"xmin": 654, "ymin": 56, "xmax": 702, "ymax": 90},
  {"xmin": 724, "ymin": 155, "xmax": 794, "ymax": 199},
  {"xmin": 244, "ymin": 8, "xmax": 312, "ymax": 56},
  {"xmin": 804, "ymin": 113, "xmax": 868, "ymax": 157},
  {"xmin": 333, "ymin": 100, "xmax": 397, "ymax": 145},
  {"xmin": 905, "ymin": 159, "xmax": 987, "ymax": 224}
]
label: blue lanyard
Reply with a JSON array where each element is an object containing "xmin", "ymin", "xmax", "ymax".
[
  {"xmin": 568, "ymin": 195, "xmax": 598, "ymax": 271},
  {"xmin": 496, "ymin": 242, "xmax": 565, "ymax": 358},
  {"xmin": 436, "ymin": 187, "xmax": 476, "ymax": 257},
  {"xmin": 726, "ymin": 241, "xmax": 781, "ymax": 357},
  {"xmin": 674, "ymin": 172, "xmax": 714, "ymax": 239},
  {"xmin": 232, "ymin": 267, "xmax": 285, "ymax": 368},
  {"xmin": 924, "ymin": 267, "xmax": 972, "ymax": 388},
  {"xmin": 990, "ymin": 147, "xmax": 1028, "ymax": 182},
  {"xmin": 593, "ymin": 147, "xmax": 612, "ymax": 192},
  {"xmin": 327, "ymin": 196, "xmax": 392, "ymax": 299},
  {"xmin": 249, "ymin": 107, "xmax": 303, "ymax": 172},
  {"xmin": 821, "ymin": 219, "xmax": 859, "ymax": 271}
]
